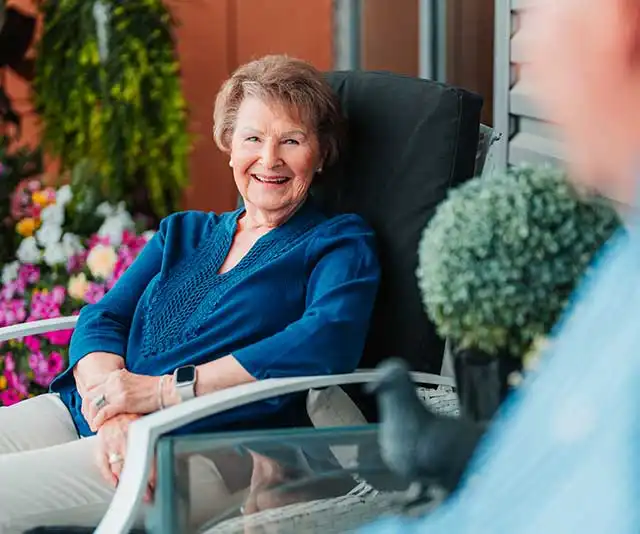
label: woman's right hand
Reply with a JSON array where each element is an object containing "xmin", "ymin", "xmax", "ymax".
[
  {"xmin": 74, "ymin": 351, "xmax": 126, "ymax": 424},
  {"xmin": 94, "ymin": 413, "xmax": 157, "ymax": 502},
  {"xmin": 74, "ymin": 351, "xmax": 125, "ymax": 396}
]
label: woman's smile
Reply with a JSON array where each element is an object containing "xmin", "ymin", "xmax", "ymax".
[{"xmin": 251, "ymin": 173, "xmax": 292, "ymax": 185}]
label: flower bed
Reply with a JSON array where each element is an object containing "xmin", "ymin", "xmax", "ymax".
[{"xmin": 0, "ymin": 181, "xmax": 153, "ymax": 404}]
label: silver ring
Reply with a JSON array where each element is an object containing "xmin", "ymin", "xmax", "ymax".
[
  {"xmin": 93, "ymin": 393, "xmax": 107, "ymax": 410},
  {"xmin": 108, "ymin": 452, "xmax": 124, "ymax": 465}
]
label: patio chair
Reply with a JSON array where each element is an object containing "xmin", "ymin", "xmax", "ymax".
[{"xmin": 7, "ymin": 70, "xmax": 483, "ymax": 533}]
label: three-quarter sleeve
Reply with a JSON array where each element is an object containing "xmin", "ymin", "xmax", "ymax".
[
  {"xmin": 233, "ymin": 215, "xmax": 381, "ymax": 379},
  {"xmin": 66, "ymin": 231, "xmax": 165, "ymax": 367},
  {"xmin": 51, "ymin": 211, "xmax": 211, "ymax": 392}
]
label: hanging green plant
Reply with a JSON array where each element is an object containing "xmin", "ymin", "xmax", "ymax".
[{"xmin": 32, "ymin": 0, "xmax": 190, "ymax": 218}]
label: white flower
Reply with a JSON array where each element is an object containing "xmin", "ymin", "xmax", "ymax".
[
  {"xmin": 68, "ymin": 273, "xmax": 89, "ymax": 300},
  {"xmin": 16, "ymin": 237, "xmax": 42, "ymax": 264},
  {"xmin": 36, "ymin": 223, "xmax": 63, "ymax": 248},
  {"xmin": 96, "ymin": 201, "xmax": 115, "ymax": 218},
  {"xmin": 43, "ymin": 243, "xmax": 66, "ymax": 266},
  {"xmin": 87, "ymin": 244, "xmax": 118, "ymax": 279},
  {"xmin": 40, "ymin": 203, "xmax": 65, "ymax": 226},
  {"xmin": 56, "ymin": 185, "xmax": 73, "ymax": 207},
  {"xmin": 142, "ymin": 230, "xmax": 156, "ymax": 242},
  {"xmin": 1, "ymin": 261, "xmax": 20, "ymax": 284},
  {"xmin": 98, "ymin": 212, "xmax": 135, "ymax": 247},
  {"xmin": 61, "ymin": 233, "xmax": 85, "ymax": 258}
]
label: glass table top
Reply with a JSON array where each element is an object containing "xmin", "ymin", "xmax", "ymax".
[{"xmin": 147, "ymin": 425, "xmax": 437, "ymax": 534}]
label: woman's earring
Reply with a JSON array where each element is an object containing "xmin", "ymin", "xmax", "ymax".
[
  {"xmin": 229, "ymin": 160, "xmax": 233, "ymax": 168},
  {"xmin": 316, "ymin": 167, "xmax": 323, "ymax": 174}
]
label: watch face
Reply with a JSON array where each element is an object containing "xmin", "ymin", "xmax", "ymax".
[{"xmin": 176, "ymin": 365, "xmax": 196, "ymax": 384}]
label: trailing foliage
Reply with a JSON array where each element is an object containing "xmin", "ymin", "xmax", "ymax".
[
  {"xmin": 32, "ymin": 0, "xmax": 190, "ymax": 218},
  {"xmin": 417, "ymin": 165, "xmax": 621, "ymax": 357}
]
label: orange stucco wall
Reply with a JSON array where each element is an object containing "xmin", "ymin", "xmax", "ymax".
[{"xmin": 4, "ymin": 0, "xmax": 334, "ymax": 214}]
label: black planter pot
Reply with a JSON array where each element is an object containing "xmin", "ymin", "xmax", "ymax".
[{"xmin": 453, "ymin": 347, "xmax": 522, "ymax": 423}]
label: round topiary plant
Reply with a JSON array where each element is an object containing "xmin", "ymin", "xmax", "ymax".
[{"xmin": 417, "ymin": 164, "xmax": 621, "ymax": 358}]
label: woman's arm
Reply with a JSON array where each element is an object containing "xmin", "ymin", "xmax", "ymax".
[
  {"xmin": 52, "ymin": 215, "xmax": 188, "ymax": 399},
  {"xmin": 67, "ymin": 232, "xmax": 165, "ymax": 391}
]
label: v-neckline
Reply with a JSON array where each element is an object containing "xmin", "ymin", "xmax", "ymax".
[{"xmin": 215, "ymin": 200, "xmax": 315, "ymax": 278}]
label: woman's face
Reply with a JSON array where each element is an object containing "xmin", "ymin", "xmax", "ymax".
[
  {"xmin": 229, "ymin": 96, "xmax": 322, "ymax": 216},
  {"xmin": 525, "ymin": 0, "xmax": 640, "ymax": 203}
]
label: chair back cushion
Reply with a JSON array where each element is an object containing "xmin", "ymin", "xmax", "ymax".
[{"xmin": 313, "ymin": 71, "xmax": 483, "ymax": 377}]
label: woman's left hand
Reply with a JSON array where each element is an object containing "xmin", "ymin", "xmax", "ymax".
[
  {"xmin": 86, "ymin": 369, "xmax": 163, "ymax": 431},
  {"xmin": 95, "ymin": 413, "xmax": 157, "ymax": 502}
]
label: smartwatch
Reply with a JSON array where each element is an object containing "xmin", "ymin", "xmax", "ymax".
[{"xmin": 173, "ymin": 365, "xmax": 197, "ymax": 402}]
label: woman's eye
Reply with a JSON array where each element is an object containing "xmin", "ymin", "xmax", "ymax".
[
  {"xmin": 283, "ymin": 139, "xmax": 299, "ymax": 145},
  {"xmin": 246, "ymin": 136, "xmax": 260, "ymax": 142}
]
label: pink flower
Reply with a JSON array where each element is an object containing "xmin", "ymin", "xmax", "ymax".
[
  {"xmin": 3, "ymin": 353, "xmax": 15, "ymax": 372},
  {"xmin": 84, "ymin": 282, "xmax": 106, "ymax": 304},
  {"xmin": 5, "ymin": 369, "xmax": 28, "ymax": 395},
  {"xmin": 28, "ymin": 351, "xmax": 52, "ymax": 387},
  {"xmin": 51, "ymin": 285, "xmax": 66, "ymax": 305},
  {"xmin": 48, "ymin": 352, "xmax": 65, "ymax": 375},
  {"xmin": 18, "ymin": 264, "xmax": 40, "ymax": 285},
  {"xmin": 43, "ymin": 329, "xmax": 73, "ymax": 346},
  {"xmin": 87, "ymin": 234, "xmax": 111, "ymax": 249},
  {"xmin": 0, "ymin": 389, "xmax": 21, "ymax": 406},
  {"xmin": 0, "ymin": 299, "xmax": 27, "ymax": 326},
  {"xmin": 27, "ymin": 350, "xmax": 64, "ymax": 387},
  {"xmin": 24, "ymin": 335, "xmax": 41, "ymax": 352},
  {"xmin": 1, "ymin": 280, "xmax": 24, "ymax": 300},
  {"xmin": 66, "ymin": 251, "xmax": 88, "ymax": 273},
  {"xmin": 29, "ymin": 290, "xmax": 62, "ymax": 321}
]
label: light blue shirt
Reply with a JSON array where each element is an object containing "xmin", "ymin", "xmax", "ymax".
[{"xmin": 363, "ymin": 224, "xmax": 640, "ymax": 533}]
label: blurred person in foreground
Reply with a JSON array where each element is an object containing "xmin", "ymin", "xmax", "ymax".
[{"xmin": 362, "ymin": 0, "xmax": 640, "ymax": 532}]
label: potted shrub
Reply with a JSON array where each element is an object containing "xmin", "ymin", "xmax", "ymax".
[{"xmin": 417, "ymin": 165, "xmax": 620, "ymax": 421}]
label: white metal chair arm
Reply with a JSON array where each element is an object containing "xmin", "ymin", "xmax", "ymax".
[
  {"xmin": 0, "ymin": 316, "xmax": 78, "ymax": 343},
  {"xmin": 97, "ymin": 370, "xmax": 453, "ymax": 534},
  {"xmin": 0, "ymin": 317, "xmax": 454, "ymax": 534}
]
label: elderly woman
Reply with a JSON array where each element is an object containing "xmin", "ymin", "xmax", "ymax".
[
  {"xmin": 0, "ymin": 55, "xmax": 380, "ymax": 532},
  {"xmin": 363, "ymin": 0, "xmax": 640, "ymax": 532}
]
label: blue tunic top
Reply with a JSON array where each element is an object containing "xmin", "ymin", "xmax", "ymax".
[{"xmin": 50, "ymin": 200, "xmax": 381, "ymax": 437}]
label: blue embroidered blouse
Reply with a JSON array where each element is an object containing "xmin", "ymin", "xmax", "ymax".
[{"xmin": 50, "ymin": 200, "xmax": 381, "ymax": 437}]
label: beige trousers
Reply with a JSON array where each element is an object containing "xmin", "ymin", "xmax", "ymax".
[{"xmin": 0, "ymin": 394, "xmax": 241, "ymax": 534}]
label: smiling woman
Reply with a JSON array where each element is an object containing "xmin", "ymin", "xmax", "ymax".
[{"xmin": 0, "ymin": 55, "xmax": 381, "ymax": 532}]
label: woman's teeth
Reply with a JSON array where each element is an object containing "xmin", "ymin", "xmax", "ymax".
[{"xmin": 252, "ymin": 174, "xmax": 289, "ymax": 184}]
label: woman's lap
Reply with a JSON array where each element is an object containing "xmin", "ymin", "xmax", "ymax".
[
  {"xmin": 0, "ymin": 394, "xmax": 241, "ymax": 533},
  {"xmin": 0, "ymin": 394, "xmax": 79, "ymax": 454},
  {"xmin": 0, "ymin": 394, "xmax": 110, "ymax": 532}
]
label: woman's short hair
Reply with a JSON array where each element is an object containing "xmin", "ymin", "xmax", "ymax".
[{"xmin": 213, "ymin": 55, "xmax": 344, "ymax": 166}]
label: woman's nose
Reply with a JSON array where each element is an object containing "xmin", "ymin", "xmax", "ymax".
[{"xmin": 259, "ymin": 141, "xmax": 282, "ymax": 168}]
